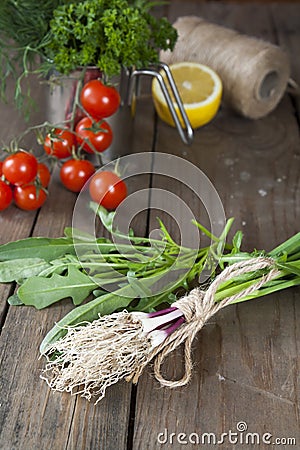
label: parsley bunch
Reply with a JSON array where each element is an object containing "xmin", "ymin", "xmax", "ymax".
[{"xmin": 44, "ymin": 0, "xmax": 178, "ymax": 77}]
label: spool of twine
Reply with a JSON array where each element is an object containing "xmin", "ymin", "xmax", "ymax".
[{"xmin": 160, "ymin": 16, "xmax": 291, "ymax": 119}]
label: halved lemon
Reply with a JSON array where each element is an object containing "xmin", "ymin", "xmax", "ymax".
[{"xmin": 152, "ymin": 62, "xmax": 223, "ymax": 129}]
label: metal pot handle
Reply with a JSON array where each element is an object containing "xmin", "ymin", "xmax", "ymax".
[{"xmin": 128, "ymin": 62, "xmax": 194, "ymax": 145}]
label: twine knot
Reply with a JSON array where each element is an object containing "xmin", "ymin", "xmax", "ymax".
[{"xmin": 131, "ymin": 256, "xmax": 280, "ymax": 387}]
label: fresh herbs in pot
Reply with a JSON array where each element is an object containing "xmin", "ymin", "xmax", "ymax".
[{"xmin": 0, "ymin": 0, "xmax": 177, "ymax": 111}]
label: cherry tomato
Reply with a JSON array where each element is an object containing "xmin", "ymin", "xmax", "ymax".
[
  {"xmin": 2, "ymin": 151, "xmax": 38, "ymax": 186},
  {"xmin": 0, "ymin": 180, "xmax": 13, "ymax": 211},
  {"xmin": 89, "ymin": 171, "xmax": 127, "ymax": 210},
  {"xmin": 44, "ymin": 128, "xmax": 76, "ymax": 159},
  {"xmin": 37, "ymin": 163, "xmax": 51, "ymax": 188},
  {"xmin": 0, "ymin": 161, "xmax": 3, "ymax": 176},
  {"xmin": 80, "ymin": 79, "xmax": 120, "ymax": 120},
  {"xmin": 60, "ymin": 159, "xmax": 95, "ymax": 193},
  {"xmin": 14, "ymin": 185, "xmax": 47, "ymax": 211},
  {"xmin": 75, "ymin": 117, "xmax": 113, "ymax": 154}
]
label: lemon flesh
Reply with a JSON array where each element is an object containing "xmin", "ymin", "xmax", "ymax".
[{"xmin": 152, "ymin": 62, "xmax": 223, "ymax": 129}]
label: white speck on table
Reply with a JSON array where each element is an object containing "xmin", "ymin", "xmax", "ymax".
[{"xmin": 258, "ymin": 189, "xmax": 267, "ymax": 197}]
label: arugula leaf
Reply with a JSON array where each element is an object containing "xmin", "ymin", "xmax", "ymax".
[
  {"xmin": 0, "ymin": 258, "xmax": 50, "ymax": 282},
  {"xmin": 7, "ymin": 293, "xmax": 24, "ymax": 306},
  {"xmin": 0, "ymin": 235, "xmax": 113, "ymax": 262},
  {"xmin": 0, "ymin": 237, "xmax": 76, "ymax": 261},
  {"xmin": 18, "ymin": 266, "xmax": 98, "ymax": 309},
  {"xmin": 64, "ymin": 227, "xmax": 97, "ymax": 241}
]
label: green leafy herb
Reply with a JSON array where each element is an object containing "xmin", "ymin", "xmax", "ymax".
[
  {"xmin": 0, "ymin": 236, "xmax": 76, "ymax": 261},
  {"xmin": 44, "ymin": 0, "xmax": 177, "ymax": 77},
  {"xmin": 39, "ymin": 221, "xmax": 300, "ymax": 351},
  {"xmin": 18, "ymin": 265, "xmax": 97, "ymax": 309},
  {"xmin": 0, "ymin": 0, "xmax": 68, "ymax": 111},
  {"xmin": 7, "ymin": 293, "xmax": 24, "ymax": 306},
  {"xmin": 0, "ymin": 206, "xmax": 299, "ymax": 352},
  {"xmin": 0, "ymin": 258, "xmax": 50, "ymax": 283}
]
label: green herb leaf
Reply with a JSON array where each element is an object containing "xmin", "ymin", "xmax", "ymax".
[
  {"xmin": 0, "ymin": 258, "xmax": 50, "ymax": 282},
  {"xmin": 7, "ymin": 293, "xmax": 24, "ymax": 306},
  {"xmin": 232, "ymin": 230, "xmax": 243, "ymax": 253},
  {"xmin": 45, "ymin": 0, "xmax": 177, "ymax": 77},
  {"xmin": 0, "ymin": 237, "xmax": 76, "ymax": 261},
  {"xmin": 18, "ymin": 266, "xmax": 98, "ymax": 309},
  {"xmin": 269, "ymin": 232, "xmax": 300, "ymax": 258}
]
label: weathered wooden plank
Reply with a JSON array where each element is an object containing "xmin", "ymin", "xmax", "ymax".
[{"xmin": 133, "ymin": 3, "xmax": 300, "ymax": 449}]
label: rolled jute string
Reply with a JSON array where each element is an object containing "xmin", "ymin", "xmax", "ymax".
[
  {"xmin": 160, "ymin": 16, "xmax": 291, "ymax": 119},
  {"xmin": 129, "ymin": 256, "xmax": 280, "ymax": 386}
]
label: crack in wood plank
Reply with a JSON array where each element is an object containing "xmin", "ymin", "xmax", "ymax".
[{"xmin": 215, "ymin": 372, "xmax": 296, "ymax": 407}]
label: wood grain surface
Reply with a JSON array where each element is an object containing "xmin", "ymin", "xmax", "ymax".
[{"xmin": 0, "ymin": 3, "xmax": 299, "ymax": 450}]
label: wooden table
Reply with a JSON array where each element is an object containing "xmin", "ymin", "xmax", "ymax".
[{"xmin": 0, "ymin": 2, "xmax": 299, "ymax": 449}]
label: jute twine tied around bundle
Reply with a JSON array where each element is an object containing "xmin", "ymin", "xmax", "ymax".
[
  {"xmin": 160, "ymin": 16, "xmax": 291, "ymax": 119},
  {"xmin": 42, "ymin": 256, "xmax": 280, "ymax": 403}
]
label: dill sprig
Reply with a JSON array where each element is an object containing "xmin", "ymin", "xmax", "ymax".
[
  {"xmin": 0, "ymin": 0, "xmax": 63, "ymax": 47},
  {"xmin": 0, "ymin": 0, "xmax": 70, "ymax": 112}
]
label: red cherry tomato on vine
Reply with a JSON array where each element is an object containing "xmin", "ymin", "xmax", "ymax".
[
  {"xmin": 80, "ymin": 79, "xmax": 120, "ymax": 120},
  {"xmin": 0, "ymin": 180, "xmax": 13, "ymax": 211},
  {"xmin": 0, "ymin": 161, "xmax": 3, "ymax": 176},
  {"xmin": 89, "ymin": 171, "xmax": 127, "ymax": 210},
  {"xmin": 60, "ymin": 159, "xmax": 95, "ymax": 192},
  {"xmin": 44, "ymin": 128, "xmax": 76, "ymax": 159},
  {"xmin": 14, "ymin": 185, "xmax": 47, "ymax": 211},
  {"xmin": 75, "ymin": 117, "xmax": 113, "ymax": 154},
  {"xmin": 2, "ymin": 151, "xmax": 38, "ymax": 186},
  {"xmin": 37, "ymin": 163, "xmax": 51, "ymax": 188}
]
